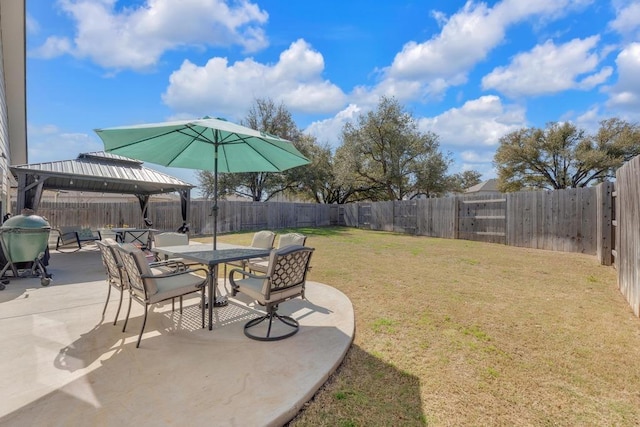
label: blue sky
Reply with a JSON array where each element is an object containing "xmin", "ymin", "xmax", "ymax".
[{"xmin": 25, "ymin": 0, "xmax": 640, "ymax": 189}]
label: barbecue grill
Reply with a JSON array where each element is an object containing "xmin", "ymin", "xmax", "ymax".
[{"xmin": 0, "ymin": 213, "xmax": 52, "ymax": 289}]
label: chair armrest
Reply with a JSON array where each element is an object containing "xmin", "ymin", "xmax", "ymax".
[
  {"xmin": 228, "ymin": 267, "xmax": 267, "ymax": 283},
  {"xmin": 142, "ymin": 266, "xmax": 209, "ymax": 281},
  {"xmin": 149, "ymin": 259, "xmax": 186, "ymax": 267},
  {"xmin": 149, "ymin": 259, "xmax": 188, "ymax": 272}
]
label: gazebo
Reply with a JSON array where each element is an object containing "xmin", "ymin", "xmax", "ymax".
[{"xmin": 10, "ymin": 152, "xmax": 194, "ymax": 223}]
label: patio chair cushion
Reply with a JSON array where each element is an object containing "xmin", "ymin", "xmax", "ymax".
[
  {"xmin": 233, "ymin": 275, "xmax": 305, "ymax": 304},
  {"xmin": 226, "ymin": 230, "xmax": 275, "ymax": 273},
  {"xmin": 153, "ymin": 232, "xmax": 188, "ymax": 247},
  {"xmin": 121, "ymin": 246, "xmax": 205, "ymax": 302},
  {"xmin": 251, "ymin": 230, "xmax": 276, "ymax": 249},
  {"xmin": 277, "ymin": 233, "xmax": 307, "ymax": 248},
  {"xmin": 147, "ymin": 273, "xmax": 206, "ymax": 304},
  {"xmin": 152, "ymin": 232, "xmax": 201, "ymax": 266},
  {"xmin": 248, "ymin": 233, "xmax": 307, "ymax": 273}
]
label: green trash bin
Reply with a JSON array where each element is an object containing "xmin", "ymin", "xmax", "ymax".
[{"xmin": 0, "ymin": 214, "xmax": 52, "ymax": 289}]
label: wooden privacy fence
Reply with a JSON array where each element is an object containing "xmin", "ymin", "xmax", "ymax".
[
  {"xmin": 22, "ymin": 175, "xmax": 640, "ymax": 317},
  {"xmin": 31, "ymin": 199, "xmax": 341, "ymax": 236},
  {"xmin": 614, "ymin": 156, "xmax": 640, "ymax": 317},
  {"xmin": 343, "ymin": 183, "xmax": 614, "ymax": 263},
  {"xmin": 30, "ymin": 185, "xmax": 613, "ymax": 264}
]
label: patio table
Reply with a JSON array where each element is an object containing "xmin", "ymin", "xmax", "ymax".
[{"xmin": 151, "ymin": 243, "xmax": 272, "ymax": 330}]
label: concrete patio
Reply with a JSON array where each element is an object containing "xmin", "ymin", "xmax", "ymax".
[{"xmin": 0, "ymin": 247, "xmax": 354, "ymax": 426}]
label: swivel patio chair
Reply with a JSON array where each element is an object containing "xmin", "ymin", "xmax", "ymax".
[
  {"xmin": 229, "ymin": 245, "xmax": 314, "ymax": 341},
  {"xmin": 96, "ymin": 238, "xmax": 128, "ymax": 325},
  {"xmin": 247, "ymin": 232, "xmax": 307, "ymax": 274},
  {"xmin": 116, "ymin": 245, "xmax": 209, "ymax": 348}
]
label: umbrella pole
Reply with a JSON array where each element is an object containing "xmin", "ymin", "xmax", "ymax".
[{"xmin": 213, "ymin": 143, "xmax": 218, "ymax": 251}]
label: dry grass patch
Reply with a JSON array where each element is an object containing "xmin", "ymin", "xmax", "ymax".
[{"xmin": 199, "ymin": 227, "xmax": 640, "ymax": 426}]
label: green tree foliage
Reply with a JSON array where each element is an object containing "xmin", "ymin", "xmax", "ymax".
[
  {"xmin": 447, "ymin": 170, "xmax": 483, "ymax": 193},
  {"xmin": 198, "ymin": 98, "xmax": 305, "ymax": 201},
  {"xmin": 339, "ymin": 96, "xmax": 452, "ymax": 200},
  {"xmin": 494, "ymin": 118, "xmax": 640, "ymax": 192},
  {"xmin": 294, "ymin": 138, "xmax": 364, "ymax": 204}
]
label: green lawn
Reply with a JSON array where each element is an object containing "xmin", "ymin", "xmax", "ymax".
[{"xmin": 204, "ymin": 226, "xmax": 640, "ymax": 426}]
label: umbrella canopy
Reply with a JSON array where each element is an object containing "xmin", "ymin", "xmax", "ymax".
[{"xmin": 95, "ymin": 117, "xmax": 310, "ymax": 248}]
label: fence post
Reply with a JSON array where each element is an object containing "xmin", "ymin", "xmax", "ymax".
[{"xmin": 596, "ymin": 182, "xmax": 613, "ymax": 266}]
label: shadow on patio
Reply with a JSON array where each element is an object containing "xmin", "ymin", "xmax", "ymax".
[{"xmin": 0, "ymin": 249, "xmax": 354, "ymax": 426}]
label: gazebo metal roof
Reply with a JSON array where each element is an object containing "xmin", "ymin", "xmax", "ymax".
[{"xmin": 11, "ymin": 151, "xmax": 194, "ymax": 219}]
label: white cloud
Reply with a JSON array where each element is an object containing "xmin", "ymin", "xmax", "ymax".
[
  {"xmin": 418, "ymin": 95, "xmax": 526, "ymax": 148},
  {"xmin": 458, "ymin": 149, "xmax": 499, "ymax": 179},
  {"xmin": 304, "ymin": 96, "xmax": 525, "ymax": 175},
  {"xmin": 374, "ymin": 0, "xmax": 593, "ymax": 102},
  {"xmin": 30, "ymin": 0, "xmax": 269, "ymax": 70},
  {"xmin": 460, "ymin": 150, "xmax": 495, "ymax": 163},
  {"xmin": 162, "ymin": 39, "xmax": 347, "ymax": 118},
  {"xmin": 304, "ymin": 104, "xmax": 361, "ymax": 148},
  {"xmin": 26, "ymin": 13, "xmax": 40, "ymax": 34},
  {"xmin": 30, "ymin": 36, "xmax": 73, "ymax": 59},
  {"xmin": 574, "ymin": 107, "xmax": 604, "ymax": 132},
  {"xmin": 482, "ymin": 36, "xmax": 612, "ymax": 97},
  {"xmin": 606, "ymin": 42, "xmax": 640, "ymax": 108},
  {"xmin": 27, "ymin": 124, "xmax": 102, "ymax": 163},
  {"xmin": 459, "ymin": 162, "xmax": 497, "ymax": 179},
  {"xmin": 609, "ymin": 1, "xmax": 640, "ymax": 37},
  {"xmin": 388, "ymin": 2, "xmax": 502, "ymax": 81}
]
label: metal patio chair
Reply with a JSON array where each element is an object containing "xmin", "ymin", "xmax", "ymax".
[
  {"xmin": 229, "ymin": 245, "xmax": 314, "ymax": 341},
  {"xmin": 96, "ymin": 238, "xmax": 128, "ymax": 325},
  {"xmin": 116, "ymin": 245, "xmax": 208, "ymax": 348},
  {"xmin": 247, "ymin": 232, "xmax": 307, "ymax": 274}
]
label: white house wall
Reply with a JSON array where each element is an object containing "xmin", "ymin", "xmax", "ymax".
[{"xmin": 0, "ymin": 0, "xmax": 26, "ymax": 218}]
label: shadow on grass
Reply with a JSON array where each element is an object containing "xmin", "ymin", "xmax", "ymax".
[{"xmin": 290, "ymin": 344, "xmax": 426, "ymax": 426}]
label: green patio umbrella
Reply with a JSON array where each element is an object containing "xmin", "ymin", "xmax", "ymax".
[{"xmin": 95, "ymin": 117, "xmax": 310, "ymax": 249}]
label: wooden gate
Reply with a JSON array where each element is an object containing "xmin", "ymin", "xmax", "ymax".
[
  {"xmin": 394, "ymin": 200, "xmax": 417, "ymax": 234},
  {"xmin": 358, "ymin": 204, "xmax": 371, "ymax": 229},
  {"xmin": 456, "ymin": 198, "xmax": 507, "ymax": 244}
]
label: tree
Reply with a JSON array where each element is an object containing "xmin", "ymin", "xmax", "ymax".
[
  {"xmin": 296, "ymin": 141, "xmax": 376, "ymax": 204},
  {"xmin": 339, "ymin": 96, "xmax": 450, "ymax": 201},
  {"xmin": 197, "ymin": 98, "xmax": 304, "ymax": 201},
  {"xmin": 447, "ymin": 170, "xmax": 483, "ymax": 193},
  {"xmin": 280, "ymin": 135, "xmax": 338, "ymax": 203},
  {"xmin": 494, "ymin": 119, "xmax": 640, "ymax": 192}
]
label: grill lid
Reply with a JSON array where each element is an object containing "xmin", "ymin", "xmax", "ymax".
[{"xmin": 2, "ymin": 214, "xmax": 51, "ymax": 230}]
